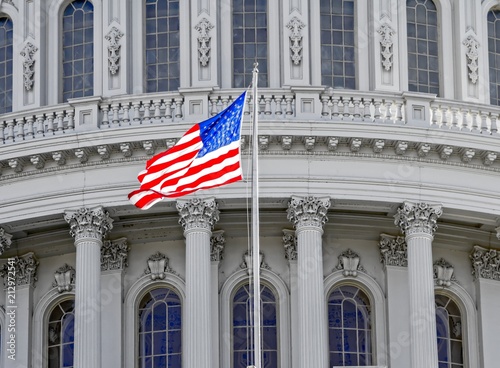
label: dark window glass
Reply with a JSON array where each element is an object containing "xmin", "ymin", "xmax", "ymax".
[
  {"xmin": 138, "ymin": 287, "xmax": 182, "ymax": 368},
  {"xmin": 406, "ymin": 0, "xmax": 439, "ymax": 94},
  {"xmin": 0, "ymin": 17, "xmax": 13, "ymax": 114},
  {"xmin": 328, "ymin": 285, "xmax": 372, "ymax": 366},
  {"xmin": 233, "ymin": 0, "xmax": 268, "ymax": 88},
  {"xmin": 487, "ymin": 10, "xmax": 500, "ymax": 105},
  {"xmin": 320, "ymin": 0, "xmax": 356, "ymax": 89},
  {"xmin": 48, "ymin": 299, "xmax": 75, "ymax": 368},
  {"xmin": 233, "ymin": 283, "xmax": 278, "ymax": 367},
  {"xmin": 435, "ymin": 295, "xmax": 464, "ymax": 367},
  {"xmin": 145, "ymin": 0, "xmax": 180, "ymax": 92},
  {"xmin": 62, "ymin": 0, "xmax": 94, "ymax": 101}
]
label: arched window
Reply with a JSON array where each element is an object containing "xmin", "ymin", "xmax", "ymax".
[
  {"xmin": 47, "ymin": 299, "xmax": 75, "ymax": 368},
  {"xmin": 232, "ymin": 0, "xmax": 268, "ymax": 88},
  {"xmin": 233, "ymin": 283, "xmax": 278, "ymax": 367},
  {"xmin": 62, "ymin": 0, "xmax": 94, "ymax": 102},
  {"xmin": 436, "ymin": 294, "xmax": 464, "ymax": 367},
  {"xmin": 145, "ymin": 0, "xmax": 180, "ymax": 92},
  {"xmin": 406, "ymin": 0, "xmax": 439, "ymax": 95},
  {"xmin": 328, "ymin": 285, "xmax": 372, "ymax": 367},
  {"xmin": 138, "ymin": 287, "xmax": 182, "ymax": 368},
  {"xmin": 320, "ymin": 0, "xmax": 355, "ymax": 89},
  {"xmin": 0, "ymin": 16, "xmax": 13, "ymax": 114},
  {"xmin": 487, "ymin": 9, "xmax": 500, "ymax": 105}
]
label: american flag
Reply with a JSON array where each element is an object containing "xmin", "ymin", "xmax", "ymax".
[{"xmin": 128, "ymin": 91, "xmax": 247, "ymax": 210}]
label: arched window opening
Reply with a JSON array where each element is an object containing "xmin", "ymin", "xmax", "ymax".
[
  {"xmin": 436, "ymin": 294, "xmax": 464, "ymax": 367},
  {"xmin": 487, "ymin": 9, "xmax": 500, "ymax": 105},
  {"xmin": 232, "ymin": 0, "xmax": 268, "ymax": 88},
  {"xmin": 406, "ymin": 0, "xmax": 439, "ymax": 95},
  {"xmin": 62, "ymin": 0, "xmax": 94, "ymax": 102},
  {"xmin": 0, "ymin": 16, "xmax": 13, "ymax": 114},
  {"xmin": 138, "ymin": 287, "xmax": 182, "ymax": 368},
  {"xmin": 328, "ymin": 285, "xmax": 372, "ymax": 367},
  {"xmin": 47, "ymin": 299, "xmax": 75, "ymax": 368},
  {"xmin": 233, "ymin": 283, "xmax": 278, "ymax": 368}
]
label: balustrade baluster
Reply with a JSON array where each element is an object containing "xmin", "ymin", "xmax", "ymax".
[
  {"xmin": 285, "ymin": 96, "xmax": 293, "ymax": 115},
  {"xmin": 153, "ymin": 100, "xmax": 162, "ymax": 123},
  {"xmin": 458, "ymin": 108, "xmax": 468, "ymax": 131},
  {"xmin": 320, "ymin": 95, "xmax": 330, "ymax": 117},
  {"xmin": 395, "ymin": 101, "xmax": 404, "ymax": 124},
  {"xmin": 264, "ymin": 97, "xmax": 272, "ymax": 115},
  {"xmin": 111, "ymin": 103, "xmax": 120, "ymax": 126},
  {"xmin": 16, "ymin": 118, "xmax": 26, "ymax": 139},
  {"xmin": 133, "ymin": 103, "xmax": 141, "ymax": 123},
  {"xmin": 342, "ymin": 97, "xmax": 351, "ymax": 120},
  {"xmin": 373, "ymin": 99, "xmax": 382, "ymax": 123},
  {"xmin": 0, "ymin": 122, "xmax": 4, "ymax": 142},
  {"xmin": 275, "ymin": 96, "xmax": 283, "ymax": 115},
  {"xmin": 352, "ymin": 98, "xmax": 362, "ymax": 122},
  {"xmin": 384, "ymin": 101, "xmax": 393, "ymax": 123},
  {"xmin": 26, "ymin": 116, "xmax": 35, "ymax": 138},
  {"xmin": 363, "ymin": 99, "xmax": 372, "ymax": 122},
  {"xmin": 47, "ymin": 113, "xmax": 55, "ymax": 133},
  {"xmin": 122, "ymin": 103, "xmax": 131, "ymax": 125},
  {"xmin": 480, "ymin": 112, "xmax": 489, "ymax": 134},
  {"xmin": 36, "ymin": 115, "xmax": 45, "ymax": 135},
  {"xmin": 101, "ymin": 104, "xmax": 110, "ymax": 128},
  {"xmin": 450, "ymin": 107, "xmax": 459, "ymax": 130},
  {"xmin": 165, "ymin": 100, "xmax": 173, "ymax": 119},
  {"xmin": 470, "ymin": 109, "xmax": 479, "ymax": 133},
  {"xmin": 6, "ymin": 120, "xmax": 15, "ymax": 140},
  {"xmin": 430, "ymin": 105, "xmax": 439, "ymax": 127},
  {"xmin": 67, "ymin": 110, "xmax": 75, "ymax": 130},
  {"xmin": 490, "ymin": 113, "xmax": 498, "ymax": 134},
  {"xmin": 222, "ymin": 97, "xmax": 229, "ymax": 111},
  {"xmin": 174, "ymin": 98, "xmax": 183, "ymax": 118},
  {"xmin": 143, "ymin": 101, "xmax": 152, "ymax": 123},
  {"xmin": 56, "ymin": 111, "xmax": 65, "ymax": 131},
  {"xmin": 210, "ymin": 98, "xmax": 218, "ymax": 116},
  {"xmin": 331, "ymin": 97, "xmax": 340, "ymax": 119}
]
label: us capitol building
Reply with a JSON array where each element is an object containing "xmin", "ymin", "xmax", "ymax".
[{"xmin": 1, "ymin": 0, "xmax": 500, "ymax": 367}]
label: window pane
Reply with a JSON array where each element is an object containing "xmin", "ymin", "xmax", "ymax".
[
  {"xmin": 435, "ymin": 295, "xmax": 464, "ymax": 365},
  {"xmin": 0, "ymin": 17, "xmax": 13, "ymax": 114},
  {"xmin": 48, "ymin": 299, "xmax": 75, "ymax": 368}
]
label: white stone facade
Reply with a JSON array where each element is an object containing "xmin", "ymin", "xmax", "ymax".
[{"xmin": 0, "ymin": 0, "xmax": 500, "ymax": 368}]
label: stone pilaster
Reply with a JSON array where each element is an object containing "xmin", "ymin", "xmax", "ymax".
[
  {"xmin": 210, "ymin": 230, "xmax": 224, "ymax": 368},
  {"xmin": 395, "ymin": 201, "xmax": 442, "ymax": 368},
  {"xmin": 287, "ymin": 195, "xmax": 330, "ymax": 368},
  {"xmin": 283, "ymin": 229, "xmax": 299, "ymax": 366},
  {"xmin": 177, "ymin": 197, "xmax": 219, "ymax": 368},
  {"xmin": 64, "ymin": 207, "xmax": 113, "ymax": 368}
]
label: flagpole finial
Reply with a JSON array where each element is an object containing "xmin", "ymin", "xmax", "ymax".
[{"xmin": 253, "ymin": 61, "xmax": 259, "ymax": 73}]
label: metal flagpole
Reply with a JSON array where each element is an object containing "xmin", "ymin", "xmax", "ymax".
[{"xmin": 250, "ymin": 63, "xmax": 261, "ymax": 368}]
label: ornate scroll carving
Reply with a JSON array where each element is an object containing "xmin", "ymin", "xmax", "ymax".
[
  {"xmin": 64, "ymin": 206, "xmax": 114, "ymax": 241},
  {"xmin": 105, "ymin": 27, "xmax": 124, "ymax": 75},
  {"xmin": 145, "ymin": 252, "xmax": 175, "ymax": 280},
  {"xmin": 433, "ymin": 258, "xmax": 456, "ymax": 287},
  {"xmin": 20, "ymin": 42, "xmax": 38, "ymax": 90},
  {"xmin": 287, "ymin": 196, "xmax": 331, "ymax": 229},
  {"xmin": 377, "ymin": 23, "xmax": 395, "ymax": 71},
  {"xmin": 379, "ymin": 234, "xmax": 408, "ymax": 267},
  {"xmin": 177, "ymin": 197, "xmax": 219, "ymax": 231},
  {"xmin": 282, "ymin": 229, "xmax": 297, "ymax": 261},
  {"xmin": 463, "ymin": 35, "xmax": 479, "ymax": 84},
  {"xmin": 210, "ymin": 230, "xmax": 225, "ymax": 262},
  {"xmin": 52, "ymin": 264, "xmax": 76, "ymax": 293},
  {"xmin": 194, "ymin": 18, "xmax": 214, "ymax": 67},
  {"xmin": 101, "ymin": 237, "xmax": 129, "ymax": 271},
  {"xmin": 1, "ymin": 252, "xmax": 39, "ymax": 287},
  {"xmin": 470, "ymin": 245, "xmax": 500, "ymax": 281},
  {"xmin": 394, "ymin": 201, "xmax": 443, "ymax": 236},
  {"xmin": 0, "ymin": 227, "xmax": 13, "ymax": 255},
  {"xmin": 335, "ymin": 249, "xmax": 365, "ymax": 277},
  {"xmin": 286, "ymin": 16, "xmax": 306, "ymax": 65},
  {"xmin": 240, "ymin": 251, "xmax": 269, "ymax": 275}
]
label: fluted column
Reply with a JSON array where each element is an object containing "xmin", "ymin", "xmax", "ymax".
[
  {"xmin": 395, "ymin": 201, "xmax": 442, "ymax": 368},
  {"xmin": 64, "ymin": 207, "xmax": 113, "ymax": 368},
  {"xmin": 287, "ymin": 196, "xmax": 330, "ymax": 368},
  {"xmin": 283, "ymin": 229, "xmax": 299, "ymax": 368},
  {"xmin": 177, "ymin": 197, "xmax": 219, "ymax": 368},
  {"xmin": 210, "ymin": 230, "xmax": 225, "ymax": 368}
]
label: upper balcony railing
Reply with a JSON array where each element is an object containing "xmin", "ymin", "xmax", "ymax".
[{"xmin": 0, "ymin": 88, "xmax": 498, "ymax": 145}]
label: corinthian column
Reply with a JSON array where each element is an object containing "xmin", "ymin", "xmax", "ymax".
[
  {"xmin": 177, "ymin": 197, "xmax": 219, "ymax": 368},
  {"xmin": 64, "ymin": 207, "xmax": 113, "ymax": 368},
  {"xmin": 394, "ymin": 201, "xmax": 442, "ymax": 368},
  {"xmin": 287, "ymin": 195, "xmax": 331, "ymax": 368}
]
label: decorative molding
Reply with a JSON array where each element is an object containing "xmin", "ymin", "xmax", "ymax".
[
  {"xmin": 2, "ymin": 0, "xmax": 18, "ymax": 11},
  {"xmin": 105, "ymin": 26, "xmax": 124, "ymax": 75},
  {"xmin": 194, "ymin": 18, "xmax": 214, "ymax": 67},
  {"xmin": 433, "ymin": 258, "xmax": 456, "ymax": 287},
  {"xmin": 335, "ymin": 249, "xmax": 366, "ymax": 277},
  {"xmin": 101, "ymin": 237, "xmax": 129, "ymax": 271},
  {"xmin": 259, "ymin": 135, "xmax": 270, "ymax": 150},
  {"xmin": 145, "ymin": 252, "xmax": 176, "ymax": 280},
  {"xmin": 470, "ymin": 245, "xmax": 500, "ymax": 281},
  {"xmin": 20, "ymin": 42, "xmax": 38, "ymax": 90},
  {"xmin": 379, "ymin": 233, "xmax": 408, "ymax": 267},
  {"xmin": 63, "ymin": 206, "xmax": 114, "ymax": 241},
  {"xmin": 394, "ymin": 201, "xmax": 443, "ymax": 236},
  {"xmin": 0, "ymin": 227, "xmax": 13, "ymax": 254},
  {"xmin": 282, "ymin": 229, "xmax": 297, "ymax": 261},
  {"xmin": 210, "ymin": 230, "xmax": 225, "ymax": 262},
  {"xmin": 0, "ymin": 252, "xmax": 38, "ymax": 287},
  {"xmin": 463, "ymin": 35, "xmax": 479, "ymax": 84},
  {"xmin": 377, "ymin": 23, "xmax": 395, "ymax": 71},
  {"xmin": 240, "ymin": 251, "xmax": 269, "ymax": 275},
  {"xmin": 52, "ymin": 264, "xmax": 76, "ymax": 293},
  {"xmin": 287, "ymin": 195, "xmax": 330, "ymax": 229},
  {"xmin": 286, "ymin": 16, "xmax": 306, "ymax": 65},
  {"xmin": 177, "ymin": 197, "xmax": 219, "ymax": 231}
]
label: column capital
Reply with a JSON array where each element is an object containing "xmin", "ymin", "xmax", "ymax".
[
  {"xmin": 1, "ymin": 252, "xmax": 39, "ymax": 287},
  {"xmin": 0, "ymin": 227, "xmax": 13, "ymax": 255},
  {"xmin": 101, "ymin": 237, "xmax": 129, "ymax": 271},
  {"xmin": 470, "ymin": 245, "xmax": 500, "ymax": 281},
  {"xmin": 394, "ymin": 201, "xmax": 443, "ymax": 237},
  {"xmin": 210, "ymin": 230, "xmax": 225, "ymax": 262},
  {"xmin": 287, "ymin": 195, "xmax": 331, "ymax": 230},
  {"xmin": 63, "ymin": 206, "xmax": 113, "ymax": 242},
  {"xmin": 379, "ymin": 233, "xmax": 408, "ymax": 267},
  {"xmin": 282, "ymin": 229, "xmax": 297, "ymax": 261},
  {"xmin": 177, "ymin": 197, "xmax": 219, "ymax": 232}
]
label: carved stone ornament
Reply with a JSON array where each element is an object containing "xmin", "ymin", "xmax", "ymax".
[
  {"xmin": 210, "ymin": 230, "xmax": 225, "ymax": 262},
  {"xmin": 286, "ymin": 16, "xmax": 306, "ymax": 65},
  {"xmin": 20, "ymin": 42, "xmax": 38, "ymax": 90},
  {"xmin": 64, "ymin": 206, "xmax": 113, "ymax": 241},
  {"xmin": 177, "ymin": 197, "xmax": 219, "ymax": 231},
  {"xmin": 433, "ymin": 258, "xmax": 456, "ymax": 287},
  {"xmin": 287, "ymin": 196, "xmax": 331, "ymax": 229},
  {"xmin": 463, "ymin": 35, "xmax": 479, "ymax": 84},
  {"xmin": 194, "ymin": 18, "xmax": 214, "ymax": 67},
  {"xmin": 52, "ymin": 264, "xmax": 75, "ymax": 293},
  {"xmin": 240, "ymin": 251, "xmax": 270, "ymax": 275},
  {"xmin": 394, "ymin": 201, "xmax": 443, "ymax": 236},
  {"xmin": 0, "ymin": 252, "xmax": 39, "ymax": 287},
  {"xmin": 145, "ymin": 252, "xmax": 175, "ymax": 280},
  {"xmin": 0, "ymin": 227, "xmax": 13, "ymax": 255},
  {"xmin": 377, "ymin": 23, "xmax": 395, "ymax": 71},
  {"xmin": 470, "ymin": 245, "xmax": 500, "ymax": 281},
  {"xmin": 379, "ymin": 234, "xmax": 408, "ymax": 267},
  {"xmin": 335, "ymin": 249, "xmax": 366, "ymax": 277},
  {"xmin": 2, "ymin": 0, "xmax": 18, "ymax": 11},
  {"xmin": 105, "ymin": 26, "xmax": 124, "ymax": 75},
  {"xmin": 282, "ymin": 229, "xmax": 297, "ymax": 261},
  {"xmin": 101, "ymin": 237, "xmax": 129, "ymax": 271}
]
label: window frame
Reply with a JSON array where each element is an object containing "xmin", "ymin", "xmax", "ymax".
[{"xmin": 0, "ymin": 4, "xmax": 18, "ymax": 113}]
